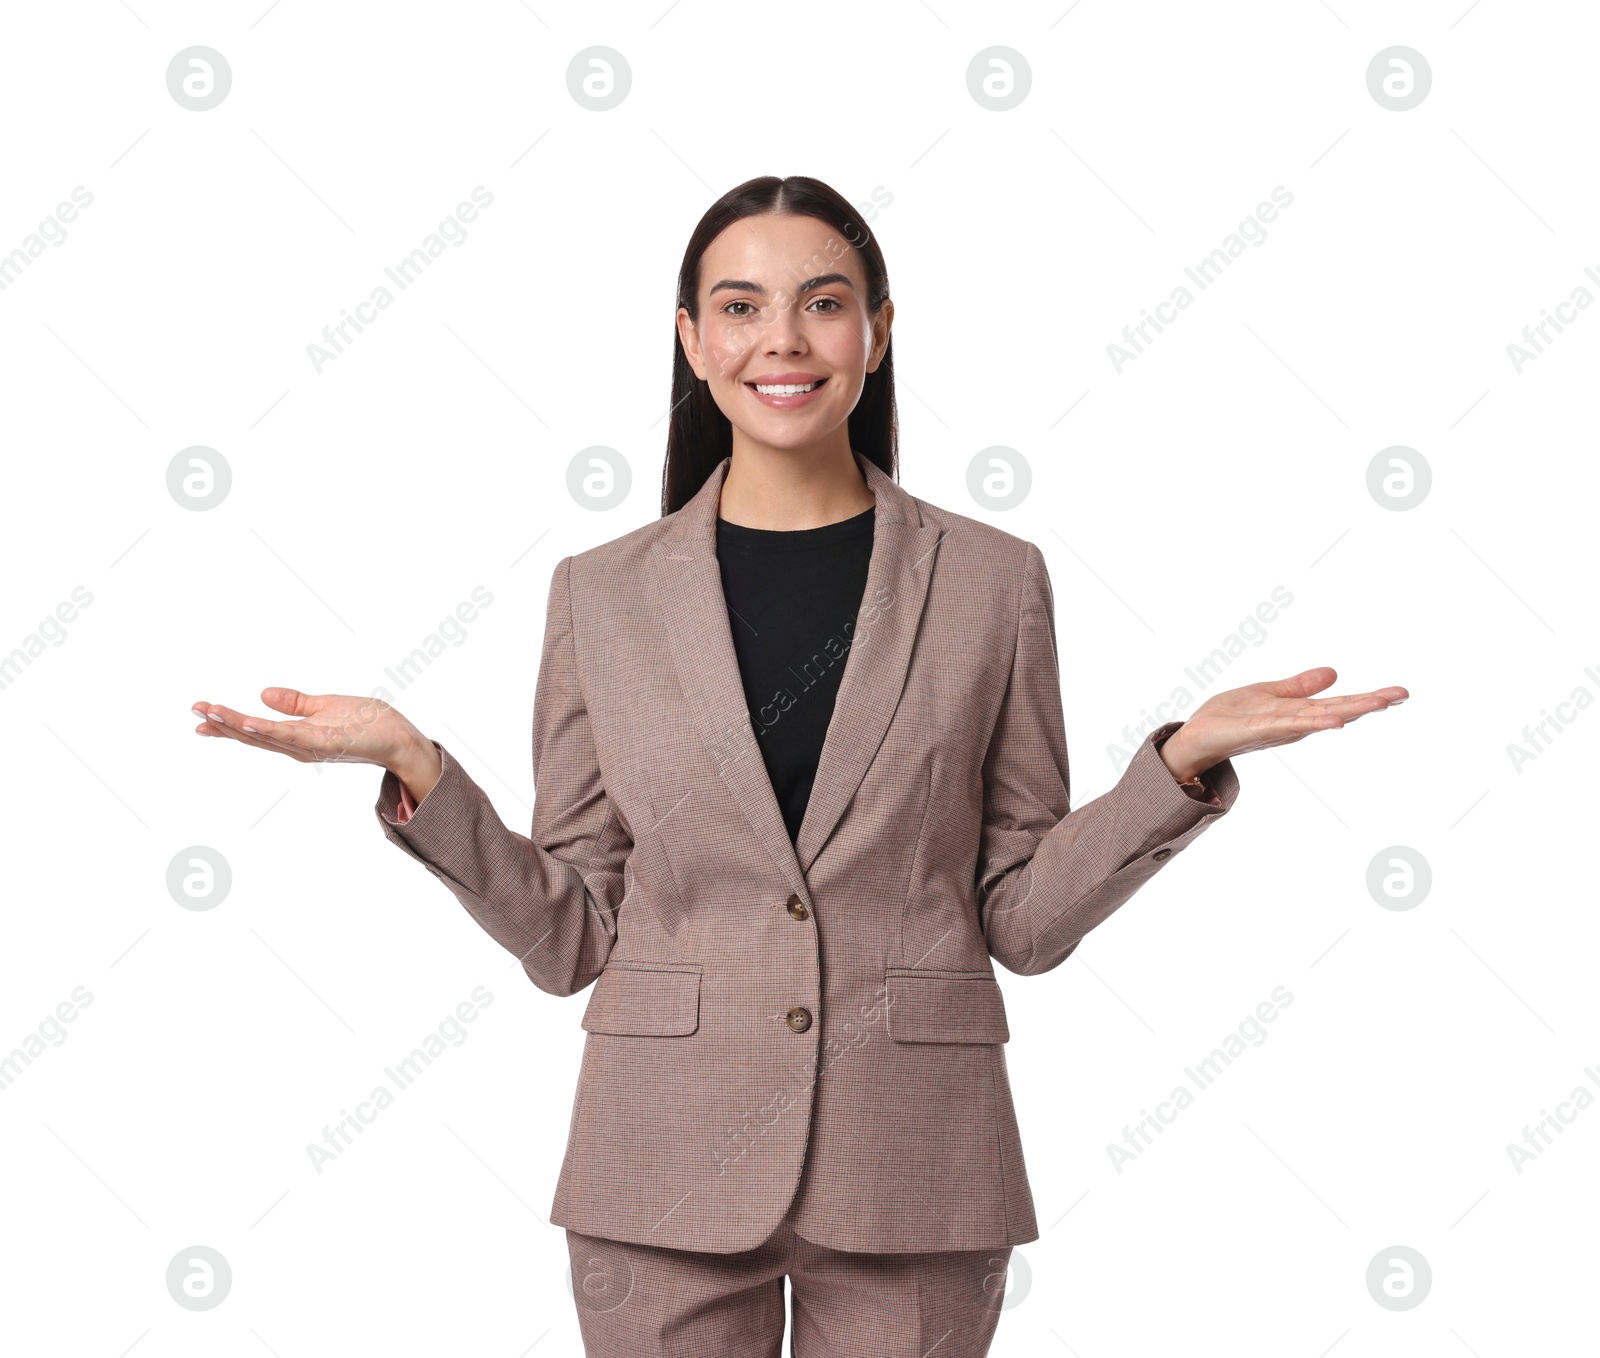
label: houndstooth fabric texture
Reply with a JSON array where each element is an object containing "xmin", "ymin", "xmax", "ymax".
[
  {"xmin": 373, "ymin": 450, "xmax": 1240, "ymax": 1255},
  {"xmin": 565, "ymin": 1201, "xmax": 1011, "ymax": 1355}
]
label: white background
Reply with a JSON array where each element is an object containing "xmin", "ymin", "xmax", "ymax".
[{"xmin": 1, "ymin": 1, "xmax": 1594, "ymax": 1353}]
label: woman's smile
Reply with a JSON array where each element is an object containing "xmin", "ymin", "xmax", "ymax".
[{"xmin": 745, "ymin": 372, "xmax": 829, "ymax": 408}]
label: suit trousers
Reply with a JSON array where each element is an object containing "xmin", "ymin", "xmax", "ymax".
[{"xmin": 565, "ymin": 1199, "xmax": 1013, "ymax": 1356}]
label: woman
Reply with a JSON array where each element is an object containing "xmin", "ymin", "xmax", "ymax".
[{"xmin": 191, "ymin": 175, "xmax": 1406, "ymax": 1356}]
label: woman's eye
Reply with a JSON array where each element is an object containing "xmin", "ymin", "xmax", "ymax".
[{"xmin": 722, "ymin": 297, "xmax": 840, "ymax": 318}]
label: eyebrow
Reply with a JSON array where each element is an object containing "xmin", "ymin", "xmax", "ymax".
[{"xmin": 708, "ymin": 272, "xmax": 855, "ymax": 298}]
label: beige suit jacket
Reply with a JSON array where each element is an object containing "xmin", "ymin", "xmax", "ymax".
[{"xmin": 374, "ymin": 450, "xmax": 1240, "ymax": 1255}]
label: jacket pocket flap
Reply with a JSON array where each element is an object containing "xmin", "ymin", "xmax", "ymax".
[
  {"xmin": 581, "ymin": 963, "xmax": 701, "ymax": 1037},
  {"xmin": 885, "ymin": 968, "xmax": 1010, "ymax": 1044}
]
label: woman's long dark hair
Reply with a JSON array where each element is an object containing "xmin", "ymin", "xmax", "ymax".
[{"xmin": 662, "ymin": 175, "xmax": 897, "ymax": 516}]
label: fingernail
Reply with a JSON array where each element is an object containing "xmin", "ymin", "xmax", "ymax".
[
  {"xmin": 207, "ymin": 712, "xmax": 226, "ymax": 724},
  {"xmin": 241, "ymin": 724, "xmax": 259, "ymax": 733},
  {"xmin": 191, "ymin": 707, "xmax": 206, "ymax": 719},
  {"xmin": 1389, "ymin": 699, "xmax": 1406, "ymax": 707}
]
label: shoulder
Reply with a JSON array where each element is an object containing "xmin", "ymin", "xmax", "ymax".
[
  {"xmin": 908, "ymin": 492, "xmax": 1045, "ymax": 614},
  {"xmin": 912, "ymin": 494, "xmax": 1035, "ymax": 565},
  {"xmin": 557, "ymin": 512, "xmax": 675, "ymax": 591},
  {"xmin": 566, "ymin": 511, "xmax": 672, "ymax": 569},
  {"xmin": 540, "ymin": 518, "xmax": 680, "ymax": 653}
]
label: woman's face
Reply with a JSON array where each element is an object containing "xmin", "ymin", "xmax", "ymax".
[{"xmin": 677, "ymin": 212, "xmax": 892, "ymax": 456}]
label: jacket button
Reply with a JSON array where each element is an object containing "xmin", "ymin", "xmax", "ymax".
[
  {"xmin": 786, "ymin": 892, "xmax": 809, "ymax": 920},
  {"xmin": 1153, "ymin": 848, "xmax": 1172, "ymax": 861},
  {"xmin": 786, "ymin": 1006, "xmax": 812, "ymax": 1033}
]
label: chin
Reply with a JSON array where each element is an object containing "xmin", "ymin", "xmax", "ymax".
[{"xmin": 733, "ymin": 432, "xmax": 824, "ymax": 454}]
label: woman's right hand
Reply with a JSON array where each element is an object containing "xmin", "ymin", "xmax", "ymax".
[{"xmin": 190, "ymin": 688, "xmax": 442, "ymax": 803}]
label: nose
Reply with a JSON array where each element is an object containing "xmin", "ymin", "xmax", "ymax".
[{"xmin": 760, "ymin": 291, "xmax": 806, "ymax": 355}]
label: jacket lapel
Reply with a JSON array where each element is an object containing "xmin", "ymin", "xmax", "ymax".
[
  {"xmin": 794, "ymin": 456, "xmax": 942, "ymax": 873},
  {"xmin": 647, "ymin": 451, "xmax": 943, "ymax": 889}
]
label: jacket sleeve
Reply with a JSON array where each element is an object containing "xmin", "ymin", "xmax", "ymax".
[
  {"xmin": 977, "ymin": 542, "xmax": 1240, "ymax": 976},
  {"xmin": 373, "ymin": 554, "xmax": 629, "ymax": 996}
]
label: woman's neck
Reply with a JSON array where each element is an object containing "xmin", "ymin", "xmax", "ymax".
[{"xmin": 717, "ymin": 443, "xmax": 876, "ymax": 531}]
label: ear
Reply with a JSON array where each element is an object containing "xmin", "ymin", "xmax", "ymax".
[
  {"xmin": 676, "ymin": 307, "xmax": 708, "ymax": 381},
  {"xmin": 865, "ymin": 298, "xmax": 894, "ymax": 374}
]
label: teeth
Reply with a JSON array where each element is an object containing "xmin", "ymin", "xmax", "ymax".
[{"xmin": 754, "ymin": 381, "xmax": 819, "ymax": 395}]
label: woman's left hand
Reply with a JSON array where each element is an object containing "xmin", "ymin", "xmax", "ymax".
[{"xmin": 1157, "ymin": 666, "xmax": 1408, "ymax": 782}]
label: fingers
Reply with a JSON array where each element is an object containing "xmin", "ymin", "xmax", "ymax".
[
  {"xmin": 1253, "ymin": 691, "xmax": 1406, "ymax": 743},
  {"xmin": 192, "ymin": 706, "xmax": 313, "ymax": 761},
  {"xmin": 197, "ymin": 700, "xmax": 282, "ymax": 741},
  {"xmin": 237, "ymin": 713, "xmax": 358, "ymax": 763},
  {"xmin": 194, "ymin": 717, "xmax": 291, "ymax": 755},
  {"xmin": 1309, "ymin": 691, "xmax": 1408, "ymax": 721},
  {"xmin": 195, "ymin": 700, "xmax": 268, "ymax": 729},
  {"xmin": 1257, "ymin": 667, "xmax": 1338, "ymax": 699},
  {"xmin": 1332, "ymin": 697, "xmax": 1406, "ymax": 726},
  {"xmin": 260, "ymin": 686, "xmax": 314, "ymax": 717},
  {"xmin": 1285, "ymin": 702, "xmax": 1380, "ymax": 732},
  {"xmin": 226, "ymin": 713, "xmax": 308, "ymax": 750},
  {"xmin": 192, "ymin": 698, "xmax": 365, "ymax": 764},
  {"xmin": 1305, "ymin": 686, "xmax": 1409, "ymax": 706}
]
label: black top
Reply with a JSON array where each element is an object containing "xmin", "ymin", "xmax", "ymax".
[{"xmin": 715, "ymin": 504, "xmax": 876, "ymax": 844}]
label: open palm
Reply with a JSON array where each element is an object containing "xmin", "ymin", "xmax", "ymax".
[
  {"xmin": 1160, "ymin": 667, "xmax": 1408, "ymax": 780},
  {"xmin": 191, "ymin": 688, "xmax": 421, "ymax": 769}
]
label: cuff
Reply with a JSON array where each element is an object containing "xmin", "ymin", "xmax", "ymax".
[
  {"xmin": 377, "ymin": 738, "xmax": 449, "ymax": 837},
  {"xmin": 1116, "ymin": 720, "xmax": 1239, "ymax": 854},
  {"xmin": 1153, "ymin": 722, "xmax": 1230, "ymax": 808}
]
